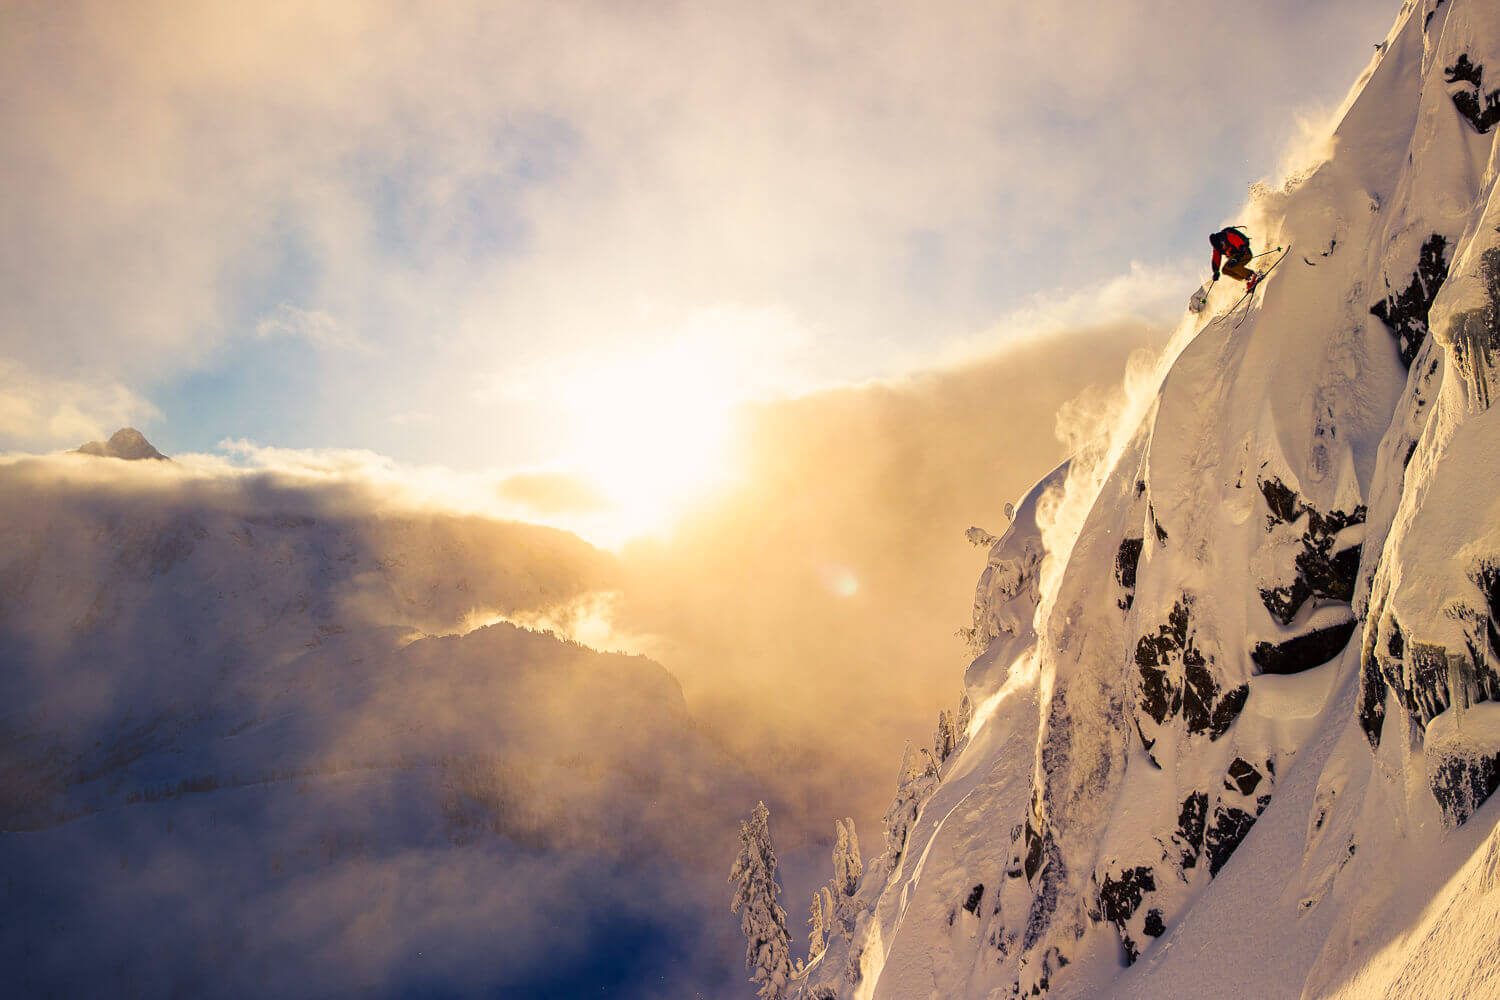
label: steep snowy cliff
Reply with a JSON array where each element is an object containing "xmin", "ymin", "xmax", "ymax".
[{"xmin": 804, "ymin": 1, "xmax": 1500, "ymax": 996}]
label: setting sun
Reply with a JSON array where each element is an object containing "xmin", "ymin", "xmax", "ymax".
[{"xmin": 543, "ymin": 308, "xmax": 804, "ymax": 541}]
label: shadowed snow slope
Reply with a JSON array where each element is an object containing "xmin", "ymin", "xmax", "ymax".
[{"xmin": 801, "ymin": 2, "xmax": 1500, "ymax": 997}]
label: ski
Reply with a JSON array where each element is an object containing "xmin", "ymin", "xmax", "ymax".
[
  {"xmin": 1231, "ymin": 243, "xmax": 1291, "ymax": 329},
  {"xmin": 1192, "ymin": 246, "xmax": 1285, "ymax": 315}
]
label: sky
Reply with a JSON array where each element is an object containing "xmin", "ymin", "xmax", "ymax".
[{"xmin": 1, "ymin": 0, "xmax": 1400, "ymax": 544}]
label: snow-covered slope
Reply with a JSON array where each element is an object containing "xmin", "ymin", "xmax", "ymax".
[{"xmin": 804, "ymin": 2, "xmax": 1500, "ymax": 997}]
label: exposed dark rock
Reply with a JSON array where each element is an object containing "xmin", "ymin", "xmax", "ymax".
[
  {"xmin": 1303, "ymin": 502, "xmax": 1366, "ymax": 556},
  {"xmin": 1135, "ymin": 603, "xmax": 1190, "ymax": 725},
  {"xmin": 1361, "ymin": 629, "xmax": 1390, "ymax": 749},
  {"xmin": 1445, "ymin": 53, "xmax": 1481, "ymax": 87},
  {"xmin": 1301, "ymin": 545, "xmax": 1361, "ymax": 604},
  {"xmin": 1371, "ymin": 234, "xmax": 1450, "ymax": 367},
  {"xmin": 1387, "ymin": 619, "xmax": 1405, "ymax": 659},
  {"xmin": 1205, "ymin": 806, "xmax": 1257, "ymax": 877},
  {"xmin": 1173, "ymin": 791, "xmax": 1208, "ymax": 870},
  {"xmin": 1135, "ymin": 599, "xmax": 1246, "ymax": 740},
  {"xmin": 1023, "ymin": 819, "xmax": 1044, "ymax": 882},
  {"xmin": 1260, "ymin": 578, "xmax": 1312, "ymax": 627},
  {"xmin": 1430, "ymin": 751, "xmax": 1500, "ymax": 826},
  {"xmin": 1405, "ymin": 641, "xmax": 1452, "ymax": 725},
  {"xmin": 1183, "ymin": 660, "xmax": 1248, "ymax": 739},
  {"xmin": 1134, "ymin": 719, "xmax": 1160, "ymax": 762},
  {"xmin": 964, "ymin": 883, "xmax": 985, "ymax": 914},
  {"xmin": 1142, "ymin": 909, "xmax": 1166, "ymax": 938},
  {"xmin": 1098, "ymin": 866, "xmax": 1156, "ymax": 932},
  {"xmin": 1256, "ymin": 477, "xmax": 1365, "ymax": 626},
  {"xmin": 1136, "ymin": 659, "xmax": 1177, "ymax": 729},
  {"xmin": 1116, "ymin": 537, "xmax": 1144, "ymax": 611},
  {"xmin": 1260, "ymin": 478, "xmax": 1301, "ymax": 525},
  {"xmin": 1225, "ymin": 758, "xmax": 1264, "ymax": 797},
  {"xmin": 1448, "ymin": 57, "xmax": 1500, "ymax": 134},
  {"xmin": 1470, "ymin": 564, "xmax": 1500, "ymax": 701},
  {"xmin": 1251, "ymin": 619, "xmax": 1358, "ymax": 675},
  {"xmin": 1455, "ymin": 92, "xmax": 1500, "ymax": 133}
]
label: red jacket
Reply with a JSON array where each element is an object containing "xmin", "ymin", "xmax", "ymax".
[{"xmin": 1210, "ymin": 228, "xmax": 1250, "ymax": 271}]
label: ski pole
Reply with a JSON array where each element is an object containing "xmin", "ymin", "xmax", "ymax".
[{"xmin": 1250, "ymin": 246, "xmax": 1283, "ymax": 259}]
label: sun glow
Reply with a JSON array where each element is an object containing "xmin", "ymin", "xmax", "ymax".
[
  {"xmin": 537, "ymin": 308, "xmax": 806, "ymax": 542},
  {"xmin": 568, "ymin": 343, "xmax": 738, "ymax": 524}
]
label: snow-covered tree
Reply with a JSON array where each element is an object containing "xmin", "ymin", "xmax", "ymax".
[
  {"xmin": 882, "ymin": 741, "xmax": 939, "ymax": 871},
  {"xmin": 957, "ymin": 693, "xmax": 973, "ymax": 748},
  {"xmin": 966, "ymin": 525, "xmax": 998, "ymax": 548},
  {"xmin": 808, "ymin": 887, "xmax": 828, "ymax": 959},
  {"xmin": 934, "ymin": 708, "xmax": 959, "ymax": 764},
  {"xmin": 729, "ymin": 801, "xmax": 794, "ymax": 1000},
  {"xmin": 834, "ymin": 817, "xmax": 862, "ymax": 896},
  {"xmin": 825, "ymin": 817, "xmax": 864, "ymax": 940}
]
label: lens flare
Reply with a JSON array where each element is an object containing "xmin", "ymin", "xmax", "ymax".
[{"xmin": 820, "ymin": 564, "xmax": 860, "ymax": 598}]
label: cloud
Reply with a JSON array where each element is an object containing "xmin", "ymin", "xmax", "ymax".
[
  {"xmin": 254, "ymin": 303, "xmax": 355, "ymax": 350},
  {"xmin": 496, "ymin": 471, "xmax": 614, "ymax": 516},
  {"xmin": 0, "ymin": 358, "xmax": 160, "ymax": 451},
  {"xmin": 0, "ymin": 453, "xmax": 741, "ymax": 996},
  {"xmin": 932, "ymin": 261, "xmax": 1198, "ymax": 368},
  {"xmin": 196, "ymin": 439, "xmax": 641, "ymax": 541}
]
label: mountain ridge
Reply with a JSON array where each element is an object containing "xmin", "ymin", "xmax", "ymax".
[{"xmin": 797, "ymin": 2, "xmax": 1500, "ymax": 996}]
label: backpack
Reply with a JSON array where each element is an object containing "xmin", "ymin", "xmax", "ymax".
[{"xmin": 1215, "ymin": 227, "xmax": 1250, "ymax": 253}]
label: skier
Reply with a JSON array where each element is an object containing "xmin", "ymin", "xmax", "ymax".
[{"xmin": 1209, "ymin": 226, "xmax": 1260, "ymax": 292}]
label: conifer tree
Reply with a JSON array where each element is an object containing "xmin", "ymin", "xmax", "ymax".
[
  {"xmin": 818, "ymin": 884, "xmax": 835, "ymax": 945},
  {"xmin": 834, "ymin": 817, "xmax": 862, "ymax": 897},
  {"xmin": 934, "ymin": 708, "xmax": 959, "ymax": 764},
  {"xmin": 829, "ymin": 817, "xmax": 864, "ymax": 938},
  {"xmin": 808, "ymin": 887, "xmax": 827, "ymax": 959},
  {"xmin": 729, "ymin": 801, "xmax": 794, "ymax": 1000},
  {"xmin": 956, "ymin": 693, "xmax": 974, "ymax": 751},
  {"xmin": 882, "ymin": 742, "xmax": 939, "ymax": 871}
]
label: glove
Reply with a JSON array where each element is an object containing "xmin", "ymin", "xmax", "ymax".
[{"xmin": 1212, "ymin": 269, "xmax": 1220, "ymax": 280}]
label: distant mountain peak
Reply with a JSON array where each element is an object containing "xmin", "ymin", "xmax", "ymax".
[{"xmin": 74, "ymin": 427, "xmax": 169, "ymax": 461}]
